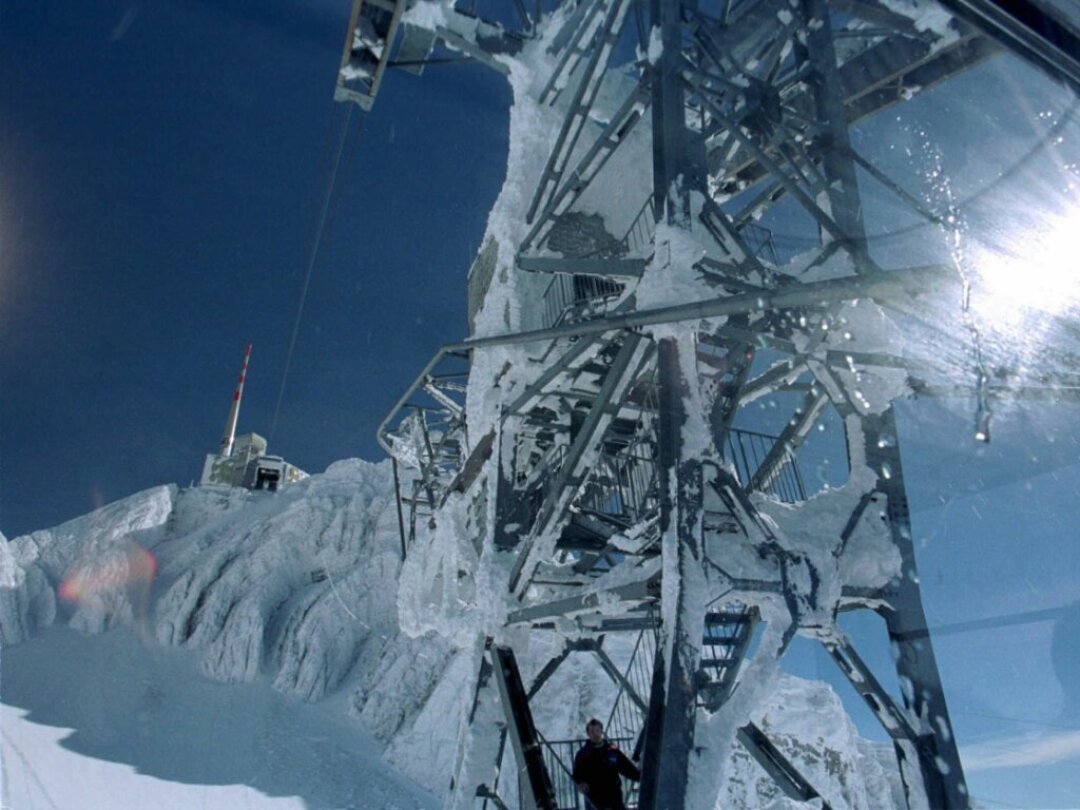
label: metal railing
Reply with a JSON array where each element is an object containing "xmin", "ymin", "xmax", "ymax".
[
  {"xmin": 541, "ymin": 273, "xmax": 624, "ymax": 328},
  {"xmin": 530, "ymin": 736, "xmax": 638, "ymax": 810},
  {"xmin": 576, "ymin": 377, "xmax": 661, "ymax": 525},
  {"xmin": 380, "ymin": 348, "xmax": 809, "ymax": 559},
  {"xmin": 739, "ymin": 220, "xmax": 780, "ymax": 266},
  {"xmin": 377, "ymin": 349, "xmax": 472, "ymax": 554},
  {"xmin": 577, "ymin": 444, "xmax": 659, "ymax": 525},
  {"xmin": 621, "ymin": 197, "xmax": 656, "ymax": 256},
  {"xmin": 606, "ymin": 624, "xmax": 655, "ymax": 755},
  {"xmin": 725, "ymin": 427, "xmax": 807, "ymax": 503}
]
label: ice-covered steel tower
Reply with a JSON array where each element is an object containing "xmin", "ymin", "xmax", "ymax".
[{"xmin": 337, "ymin": 0, "xmax": 1080, "ymax": 807}]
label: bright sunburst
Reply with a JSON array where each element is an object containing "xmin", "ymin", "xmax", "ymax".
[{"xmin": 971, "ymin": 207, "xmax": 1080, "ymax": 326}]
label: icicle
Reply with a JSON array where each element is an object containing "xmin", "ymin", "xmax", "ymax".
[
  {"xmin": 974, "ymin": 369, "xmax": 992, "ymax": 443},
  {"xmin": 934, "ymin": 165, "xmax": 992, "ymax": 444}
]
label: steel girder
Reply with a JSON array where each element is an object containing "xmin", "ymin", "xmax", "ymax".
[
  {"xmin": 935, "ymin": 0, "xmax": 1080, "ymax": 92},
  {"xmin": 470, "ymin": 0, "xmax": 975, "ymax": 805},
  {"xmin": 348, "ymin": 0, "xmax": 1080, "ymax": 807}
]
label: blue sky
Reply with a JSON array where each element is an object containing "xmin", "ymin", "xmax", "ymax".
[{"xmin": 0, "ymin": 0, "xmax": 509, "ymax": 537}]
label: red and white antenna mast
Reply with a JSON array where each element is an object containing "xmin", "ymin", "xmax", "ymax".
[{"xmin": 219, "ymin": 343, "xmax": 252, "ymax": 458}]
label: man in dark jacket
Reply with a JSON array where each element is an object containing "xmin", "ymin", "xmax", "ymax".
[{"xmin": 572, "ymin": 719, "xmax": 640, "ymax": 810}]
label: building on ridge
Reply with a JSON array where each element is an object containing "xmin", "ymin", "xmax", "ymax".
[{"xmin": 198, "ymin": 344, "xmax": 307, "ymax": 492}]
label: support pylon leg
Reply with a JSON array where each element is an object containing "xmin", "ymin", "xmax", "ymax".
[{"xmin": 638, "ymin": 338, "xmax": 707, "ymax": 810}]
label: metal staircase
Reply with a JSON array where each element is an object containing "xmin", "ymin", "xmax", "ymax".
[{"xmin": 700, "ymin": 607, "xmax": 760, "ymax": 712}]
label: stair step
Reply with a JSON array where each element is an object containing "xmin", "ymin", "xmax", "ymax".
[
  {"xmin": 702, "ymin": 637, "xmax": 742, "ymax": 649},
  {"xmin": 701, "ymin": 658, "xmax": 738, "ymax": 670},
  {"xmin": 705, "ymin": 612, "xmax": 751, "ymax": 626}
]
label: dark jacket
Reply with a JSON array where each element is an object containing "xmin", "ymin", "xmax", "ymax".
[{"xmin": 571, "ymin": 740, "xmax": 641, "ymax": 810}]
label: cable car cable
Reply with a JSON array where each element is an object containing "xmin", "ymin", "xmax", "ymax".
[{"xmin": 270, "ymin": 103, "xmax": 365, "ymax": 443}]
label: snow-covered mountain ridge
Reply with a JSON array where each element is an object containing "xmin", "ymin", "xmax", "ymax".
[
  {"xmin": 1, "ymin": 460, "xmax": 466, "ymax": 794},
  {"xmin": 1, "ymin": 460, "xmax": 902, "ymax": 807}
]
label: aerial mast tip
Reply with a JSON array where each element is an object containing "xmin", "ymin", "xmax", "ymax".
[{"xmin": 219, "ymin": 343, "xmax": 253, "ymax": 458}]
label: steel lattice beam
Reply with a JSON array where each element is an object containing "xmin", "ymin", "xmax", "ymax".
[{"xmin": 334, "ymin": 0, "xmax": 1080, "ymax": 806}]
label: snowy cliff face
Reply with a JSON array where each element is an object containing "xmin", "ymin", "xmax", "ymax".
[
  {"xmin": 0, "ymin": 461, "xmax": 901, "ymax": 806},
  {"xmin": 153, "ymin": 459, "xmax": 404, "ymax": 699},
  {"xmin": 725, "ymin": 673, "xmax": 905, "ymax": 810},
  {"xmin": 0, "ymin": 461, "xmax": 459, "ymax": 794},
  {"xmin": 0, "ymin": 484, "xmax": 177, "ymax": 643}
]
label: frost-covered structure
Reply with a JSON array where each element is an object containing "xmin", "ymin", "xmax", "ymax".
[{"xmin": 360, "ymin": 0, "xmax": 1080, "ymax": 808}]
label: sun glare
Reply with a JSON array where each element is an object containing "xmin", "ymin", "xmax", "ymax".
[{"xmin": 971, "ymin": 208, "xmax": 1080, "ymax": 326}]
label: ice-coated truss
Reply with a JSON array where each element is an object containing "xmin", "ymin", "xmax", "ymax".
[{"xmin": 346, "ymin": 0, "xmax": 1080, "ymax": 808}]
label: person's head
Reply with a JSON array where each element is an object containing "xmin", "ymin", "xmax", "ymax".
[{"xmin": 585, "ymin": 718, "xmax": 604, "ymax": 743}]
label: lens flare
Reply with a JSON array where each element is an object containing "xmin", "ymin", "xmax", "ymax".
[
  {"xmin": 971, "ymin": 208, "xmax": 1080, "ymax": 326},
  {"xmin": 58, "ymin": 539, "xmax": 157, "ymax": 613}
]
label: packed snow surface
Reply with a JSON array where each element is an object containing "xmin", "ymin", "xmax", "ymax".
[{"xmin": 2, "ymin": 625, "xmax": 438, "ymax": 810}]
